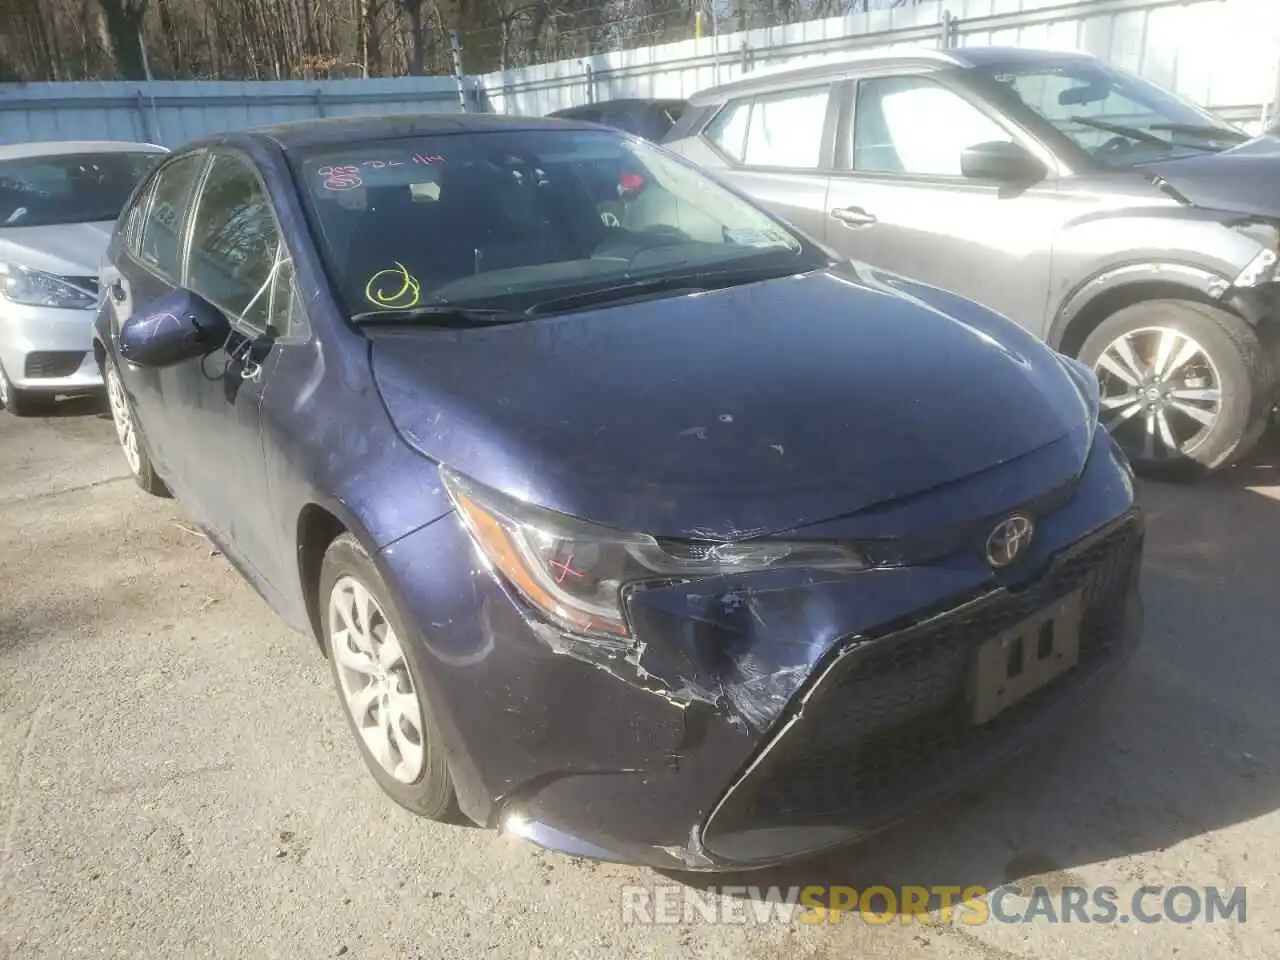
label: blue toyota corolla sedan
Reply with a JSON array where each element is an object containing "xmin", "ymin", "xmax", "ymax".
[{"xmin": 94, "ymin": 114, "xmax": 1143, "ymax": 871}]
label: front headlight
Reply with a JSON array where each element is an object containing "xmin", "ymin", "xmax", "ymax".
[
  {"xmin": 1232, "ymin": 222, "xmax": 1280, "ymax": 287},
  {"xmin": 1057, "ymin": 352, "xmax": 1101, "ymax": 435},
  {"xmin": 0, "ymin": 263, "xmax": 96, "ymax": 309},
  {"xmin": 442, "ymin": 468, "xmax": 867, "ymax": 640}
]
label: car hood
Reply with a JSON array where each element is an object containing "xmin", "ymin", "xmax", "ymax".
[
  {"xmin": 370, "ymin": 263, "xmax": 1092, "ymax": 539},
  {"xmin": 0, "ymin": 220, "xmax": 113, "ymax": 276},
  {"xmin": 1140, "ymin": 133, "xmax": 1280, "ymax": 218}
]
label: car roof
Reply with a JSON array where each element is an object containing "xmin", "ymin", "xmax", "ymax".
[
  {"xmin": 550, "ymin": 98, "xmax": 688, "ymax": 114},
  {"xmin": 0, "ymin": 140, "xmax": 168, "ymax": 161},
  {"xmin": 687, "ymin": 45, "xmax": 1100, "ymax": 104},
  {"xmin": 236, "ymin": 112, "xmax": 603, "ymax": 153}
]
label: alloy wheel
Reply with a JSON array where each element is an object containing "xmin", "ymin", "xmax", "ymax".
[
  {"xmin": 328, "ymin": 575, "xmax": 425, "ymax": 784},
  {"xmin": 1092, "ymin": 325, "xmax": 1222, "ymax": 461},
  {"xmin": 0, "ymin": 364, "xmax": 10, "ymax": 408},
  {"xmin": 105, "ymin": 366, "xmax": 142, "ymax": 475}
]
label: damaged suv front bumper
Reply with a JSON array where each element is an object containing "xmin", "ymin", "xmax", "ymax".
[{"xmin": 373, "ymin": 426, "xmax": 1142, "ymax": 870}]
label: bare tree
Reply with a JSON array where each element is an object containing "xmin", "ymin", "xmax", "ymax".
[
  {"xmin": 95, "ymin": 0, "xmax": 150, "ymax": 79},
  {"xmin": 0, "ymin": 0, "xmax": 802, "ymax": 81}
]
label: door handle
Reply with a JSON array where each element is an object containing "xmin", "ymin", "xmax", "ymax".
[
  {"xmin": 830, "ymin": 206, "xmax": 878, "ymax": 228},
  {"xmin": 108, "ymin": 279, "xmax": 127, "ymax": 304}
]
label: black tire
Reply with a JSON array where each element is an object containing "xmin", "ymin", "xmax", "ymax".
[
  {"xmin": 319, "ymin": 533, "xmax": 459, "ymax": 820},
  {"xmin": 0, "ymin": 362, "xmax": 53, "ymax": 417},
  {"xmin": 1077, "ymin": 299, "xmax": 1275, "ymax": 476},
  {"xmin": 103, "ymin": 356, "xmax": 170, "ymax": 497}
]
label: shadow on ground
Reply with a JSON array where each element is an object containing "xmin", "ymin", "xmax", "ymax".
[
  {"xmin": 34, "ymin": 394, "xmax": 108, "ymax": 419},
  {"xmin": 665, "ymin": 434, "xmax": 1280, "ymax": 913}
]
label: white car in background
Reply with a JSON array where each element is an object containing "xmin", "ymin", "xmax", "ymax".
[{"xmin": 0, "ymin": 140, "xmax": 166, "ymax": 416}]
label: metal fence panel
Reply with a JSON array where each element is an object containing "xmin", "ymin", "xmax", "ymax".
[
  {"xmin": 478, "ymin": 0, "xmax": 1280, "ymax": 131},
  {"xmin": 0, "ymin": 76, "xmax": 465, "ymax": 148}
]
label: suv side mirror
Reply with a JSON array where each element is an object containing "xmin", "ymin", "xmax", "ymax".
[
  {"xmin": 960, "ymin": 141, "xmax": 1048, "ymax": 184},
  {"xmin": 119, "ymin": 288, "xmax": 230, "ymax": 368}
]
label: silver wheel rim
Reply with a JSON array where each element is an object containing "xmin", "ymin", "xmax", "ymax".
[
  {"xmin": 0, "ymin": 365, "xmax": 10, "ymax": 407},
  {"xmin": 105, "ymin": 367, "xmax": 142, "ymax": 475},
  {"xmin": 1093, "ymin": 325, "xmax": 1222, "ymax": 461},
  {"xmin": 328, "ymin": 575, "xmax": 425, "ymax": 784}
]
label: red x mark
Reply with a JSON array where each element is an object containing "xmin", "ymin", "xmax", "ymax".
[{"xmin": 549, "ymin": 555, "xmax": 584, "ymax": 584}]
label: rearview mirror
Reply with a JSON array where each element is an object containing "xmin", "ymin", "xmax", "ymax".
[
  {"xmin": 1057, "ymin": 81, "xmax": 1109, "ymax": 107},
  {"xmin": 960, "ymin": 141, "xmax": 1048, "ymax": 184},
  {"xmin": 119, "ymin": 289, "xmax": 230, "ymax": 368}
]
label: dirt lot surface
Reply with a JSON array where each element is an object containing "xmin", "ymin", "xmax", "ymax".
[{"xmin": 2, "ymin": 402, "xmax": 1279, "ymax": 960}]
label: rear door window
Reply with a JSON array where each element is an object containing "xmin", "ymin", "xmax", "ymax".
[
  {"xmin": 704, "ymin": 86, "xmax": 832, "ymax": 167},
  {"xmin": 136, "ymin": 153, "xmax": 205, "ymax": 278}
]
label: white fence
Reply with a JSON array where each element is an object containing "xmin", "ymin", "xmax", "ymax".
[
  {"xmin": 2, "ymin": 0, "xmax": 1276, "ymax": 149},
  {"xmin": 478, "ymin": 0, "xmax": 1280, "ymax": 132}
]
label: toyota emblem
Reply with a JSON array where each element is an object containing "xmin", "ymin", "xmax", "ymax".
[{"xmin": 986, "ymin": 515, "xmax": 1034, "ymax": 568}]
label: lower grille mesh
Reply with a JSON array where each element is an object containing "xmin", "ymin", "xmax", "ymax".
[{"xmin": 24, "ymin": 351, "xmax": 85, "ymax": 379}]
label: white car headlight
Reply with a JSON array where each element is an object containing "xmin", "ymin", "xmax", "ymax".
[
  {"xmin": 443, "ymin": 468, "xmax": 867, "ymax": 640},
  {"xmin": 0, "ymin": 263, "xmax": 96, "ymax": 310}
]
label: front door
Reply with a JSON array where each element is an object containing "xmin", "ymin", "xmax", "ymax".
[
  {"xmin": 824, "ymin": 72, "xmax": 1066, "ymax": 335},
  {"xmin": 156, "ymin": 150, "xmax": 298, "ymax": 592},
  {"xmin": 109, "ymin": 150, "xmax": 209, "ymax": 480}
]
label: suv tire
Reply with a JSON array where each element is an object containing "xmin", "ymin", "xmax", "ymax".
[{"xmin": 1078, "ymin": 299, "xmax": 1274, "ymax": 476}]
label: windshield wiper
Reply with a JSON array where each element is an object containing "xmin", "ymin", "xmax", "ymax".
[
  {"xmin": 1148, "ymin": 122, "xmax": 1248, "ymax": 142},
  {"xmin": 1065, "ymin": 115, "xmax": 1173, "ymax": 146},
  {"xmin": 351, "ymin": 305, "xmax": 524, "ymax": 328},
  {"xmin": 525, "ymin": 263, "xmax": 811, "ymax": 316},
  {"xmin": 1066, "ymin": 115, "xmax": 1220, "ymax": 153}
]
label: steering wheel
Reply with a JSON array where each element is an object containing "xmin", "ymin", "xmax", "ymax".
[{"xmin": 1093, "ymin": 135, "xmax": 1134, "ymax": 159}]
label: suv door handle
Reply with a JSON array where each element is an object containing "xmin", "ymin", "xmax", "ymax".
[{"xmin": 830, "ymin": 206, "xmax": 878, "ymax": 227}]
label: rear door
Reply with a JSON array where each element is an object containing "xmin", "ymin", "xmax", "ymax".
[
  {"xmin": 106, "ymin": 150, "xmax": 208, "ymax": 475},
  {"xmin": 677, "ymin": 82, "xmax": 839, "ymax": 243},
  {"xmin": 824, "ymin": 70, "xmax": 1064, "ymax": 331}
]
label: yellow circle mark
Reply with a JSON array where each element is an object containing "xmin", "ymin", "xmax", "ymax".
[{"xmin": 365, "ymin": 261, "xmax": 421, "ymax": 308}]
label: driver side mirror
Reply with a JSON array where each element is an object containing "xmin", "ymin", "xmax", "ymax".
[
  {"xmin": 119, "ymin": 288, "xmax": 230, "ymax": 368},
  {"xmin": 960, "ymin": 141, "xmax": 1048, "ymax": 184}
]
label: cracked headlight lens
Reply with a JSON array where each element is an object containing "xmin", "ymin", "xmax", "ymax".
[
  {"xmin": 1232, "ymin": 222, "xmax": 1280, "ymax": 287},
  {"xmin": 442, "ymin": 467, "xmax": 867, "ymax": 640}
]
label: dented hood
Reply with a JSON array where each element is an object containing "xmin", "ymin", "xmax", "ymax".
[
  {"xmin": 1140, "ymin": 134, "xmax": 1280, "ymax": 218},
  {"xmin": 370, "ymin": 263, "xmax": 1090, "ymax": 539}
]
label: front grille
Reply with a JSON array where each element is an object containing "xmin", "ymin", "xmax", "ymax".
[
  {"xmin": 704, "ymin": 515, "xmax": 1143, "ymax": 852},
  {"xmin": 25, "ymin": 351, "xmax": 85, "ymax": 379}
]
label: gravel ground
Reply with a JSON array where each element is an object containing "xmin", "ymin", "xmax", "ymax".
[{"xmin": 1, "ymin": 402, "xmax": 1279, "ymax": 960}]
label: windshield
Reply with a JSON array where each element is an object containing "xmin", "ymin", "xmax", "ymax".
[
  {"xmin": 0, "ymin": 152, "xmax": 161, "ymax": 227},
  {"xmin": 296, "ymin": 129, "xmax": 823, "ymax": 318},
  {"xmin": 973, "ymin": 61, "xmax": 1245, "ymax": 166}
]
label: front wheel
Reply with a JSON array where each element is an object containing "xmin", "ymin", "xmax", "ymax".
[
  {"xmin": 0, "ymin": 362, "xmax": 52, "ymax": 417},
  {"xmin": 104, "ymin": 357, "xmax": 170, "ymax": 496},
  {"xmin": 1078, "ymin": 300, "xmax": 1275, "ymax": 476},
  {"xmin": 320, "ymin": 533, "xmax": 458, "ymax": 820}
]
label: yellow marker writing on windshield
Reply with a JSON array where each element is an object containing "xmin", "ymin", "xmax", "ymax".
[{"xmin": 365, "ymin": 261, "xmax": 421, "ymax": 308}]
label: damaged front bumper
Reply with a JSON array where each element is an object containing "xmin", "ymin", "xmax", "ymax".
[{"xmin": 373, "ymin": 426, "xmax": 1142, "ymax": 870}]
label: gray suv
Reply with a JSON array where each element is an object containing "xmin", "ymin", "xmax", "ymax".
[{"xmin": 664, "ymin": 46, "xmax": 1280, "ymax": 474}]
